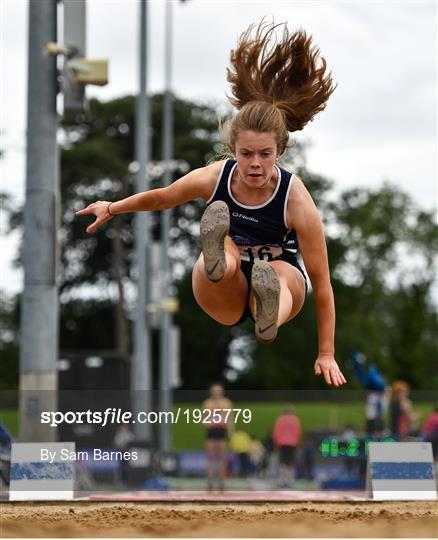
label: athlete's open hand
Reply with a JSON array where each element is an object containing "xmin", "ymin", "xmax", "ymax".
[
  {"xmin": 314, "ymin": 354, "xmax": 347, "ymax": 387},
  {"xmin": 75, "ymin": 201, "xmax": 113, "ymax": 234}
]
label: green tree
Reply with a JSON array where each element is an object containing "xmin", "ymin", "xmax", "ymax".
[
  {"xmin": 0, "ymin": 293, "xmax": 19, "ymax": 390},
  {"xmin": 237, "ymin": 183, "xmax": 437, "ymax": 389},
  {"xmin": 6, "ymin": 94, "xmax": 237, "ymax": 387}
]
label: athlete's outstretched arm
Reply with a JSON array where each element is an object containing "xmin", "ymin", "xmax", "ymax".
[
  {"xmin": 75, "ymin": 161, "xmax": 222, "ymax": 234},
  {"xmin": 287, "ymin": 176, "xmax": 346, "ymax": 387}
]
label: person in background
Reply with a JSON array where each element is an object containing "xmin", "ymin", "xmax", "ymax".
[
  {"xmin": 422, "ymin": 402, "xmax": 438, "ymax": 460},
  {"xmin": 272, "ymin": 404, "xmax": 301, "ymax": 488},
  {"xmin": 300, "ymin": 440, "xmax": 315, "ymax": 482},
  {"xmin": 112, "ymin": 424, "xmax": 135, "ymax": 485},
  {"xmin": 350, "ymin": 352, "xmax": 388, "ymax": 436},
  {"xmin": 113, "ymin": 424, "xmax": 135, "ymax": 449},
  {"xmin": 229, "ymin": 429, "xmax": 252, "ymax": 478},
  {"xmin": 340, "ymin": 424, "xmax": 358, "ymax": 477},
  {"xmin": 262, "ymin": 432, "xmax": 275, "ymax": 478},
  {"xmin": 248, "ymin": 437, "xmax": 265, "ymax": 477},
  {"xmin": 390, "ymin": 381, "xmax": 418, "ymax": 439},
  {"xmin": 202, "ymin": 383, "xmax": 233, "ymax": 491},
  {"xmin": 0, "ymin": 421, "xmax": 12, "ymax": 486},
  {"xmin": 0, "ymin": 421, "xmax": 11, "ymax": 449}
]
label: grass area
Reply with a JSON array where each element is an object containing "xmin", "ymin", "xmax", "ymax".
[
  {"xmin": 172, "ymin": 402, "xmax": 365, "ymax": 450},
  {"xmin": 1, "ymin": 402, "xmax": 433, "ymax": 450},
  {"xmin": 172, "ymin": 402, "xmax": 434, "ymax": 450},
  {"xmin": 0, "ymin": 409, "xmax": 18, "ymax": 437}
]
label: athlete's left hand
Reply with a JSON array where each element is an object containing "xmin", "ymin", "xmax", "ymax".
[{"xmin": 314, "ymin": 354, "xmax": 347, "ymax": 387}]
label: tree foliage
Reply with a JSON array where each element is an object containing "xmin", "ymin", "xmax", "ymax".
[
  {"xmin": 239, "ymin": 183, "xmax": 437, "ymax": 389},
  {"xmin": 0, "ymin": 295, "xmax": 19, "ymax": 390}
]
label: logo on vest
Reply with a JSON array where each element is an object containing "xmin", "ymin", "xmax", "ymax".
[{"xmin": 232, "ymin": 212, "xmax": 258, "ymax": 223}]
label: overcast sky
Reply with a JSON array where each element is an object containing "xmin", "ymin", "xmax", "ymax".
[{"xmin": 1, "ymin": 0, "xmax": 437, "ymax": 294}]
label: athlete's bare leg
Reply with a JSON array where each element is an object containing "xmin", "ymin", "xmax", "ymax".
[
  {"xmin": 206, "ymin": 440, "xmax": 218, "ymax": 489},
  {"xmin": 205, "ymin": 439, "xmax": 227, "ymax": 490},
  {"xmin": 193, "ymin": 202, "xmax": 306, "ymax": 331},
  {"xmin": 192, "ymin": 236, "xmax": 248, "ymax": 325},
  {"xmin": 218, "ymin": 439, "xmax": 228, "ymax": 490}
]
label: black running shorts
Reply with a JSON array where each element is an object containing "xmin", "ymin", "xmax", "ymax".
[{"xmin": 206, "ymin": 427, "xmax": 228, "ymax": 440}]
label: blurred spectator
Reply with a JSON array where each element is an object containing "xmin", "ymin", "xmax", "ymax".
[
  {"xmin": 0, "ymin": 421, "xmax": 12, "ymax": 486},
  {"xmin": 350, "ymin": 352, "xmax": 388, "ymax": 435},
  {"xmin": 248, "ymin": 438, "xmax": 265, "ymax": 476},
  {"xmin": 341, "ymin": 424, "xmax": 356, "ymax": 440},
  {"xmin": 272, "ymin": 404, "xmax": 301, "ymax": 488},
  {"xmin": 341, "ymin": 425, "xmax": 358, "ymax": 477},
  {"xmin": 0, "ymin": 421, "xmax": 12, "ymax": 449},
  {"xmin": 262, "ymin": 432, "xmax": 275, "ymax": 477},
  {"xmin": 422, "ymin": 402, "xmax": 438, "ymax": 460},
  {"xmin": 202, "ymin": 383, "xmax": 233, "ymax": 491},
  {"xmin": 229, "ymin": 429, "xmax": 252, "ymax": 478},
  {"xmin": 113, "ymin": 424, "xmax": 135, "ymax": 449},
  {"xmin": 300, "ymin": 442, "xmax": 315, "ymax": 481},
  {"xmin": 112, "ymin": 424, "xmax": 135, "ymax": 485},
  {"xmin": 389, "ymin": 381, "xmax": 419, "ymax": 439}
]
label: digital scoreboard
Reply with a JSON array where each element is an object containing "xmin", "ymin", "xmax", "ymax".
[{"xmin": 318, "ymin": 436, "xmax": 396, "ymax": 458}]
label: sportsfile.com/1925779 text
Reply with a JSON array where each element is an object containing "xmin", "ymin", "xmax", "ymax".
[{"xmin": 40, "ymin": 407, "xmax": 252, "ymax": 428}]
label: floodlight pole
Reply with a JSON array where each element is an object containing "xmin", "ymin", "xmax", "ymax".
[
  {"xmin": 19, "ymin": 0, "xmax": 59, "ymax": 441},
  {"xmin": 158, "ymin": 0, "xmax": 174, "ymax": 454},
  {"xmin": 131, "ymin": 0, "xmax": 153, "ymax": 441}
]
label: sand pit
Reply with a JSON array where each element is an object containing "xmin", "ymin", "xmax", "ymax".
[{"xmin": 1, "ymin": 501, "xmax": 437, "ymax": 537}]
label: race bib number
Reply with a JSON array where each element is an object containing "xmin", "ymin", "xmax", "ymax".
[{"xmin": 239, "ymin": 245, "xmax": 283, "ymax": 262}]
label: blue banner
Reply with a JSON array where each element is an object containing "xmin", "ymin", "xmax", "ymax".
[{"xmin": 371, "ymin": 462, "xmax": 434, "ymax": 480}]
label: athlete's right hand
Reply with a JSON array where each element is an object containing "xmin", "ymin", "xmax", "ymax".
[{"xmin": 75, "ymin": 201, "xmax": 113, "ymax": 234}]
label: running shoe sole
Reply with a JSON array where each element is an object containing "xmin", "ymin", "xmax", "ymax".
[
  {"xmin": 200, "ymin": 201, "xmax": 229, "ymax": 282},
  {"xmin": 252, "ymin": 260, "xmax": 280, "ymax": 344}
]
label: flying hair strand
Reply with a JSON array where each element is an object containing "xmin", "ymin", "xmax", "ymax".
[{"xmin": 226, "ymin": 20, "xmax": 337, "ymax": 133}]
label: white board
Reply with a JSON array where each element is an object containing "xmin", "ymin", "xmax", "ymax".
[
  {"xmin": 9, "ymin": 442, "xmax": 75, "ymax": 501},
  {"xmin": 366, "ymin": 441, "xmax": 437, "ymax": 500}
]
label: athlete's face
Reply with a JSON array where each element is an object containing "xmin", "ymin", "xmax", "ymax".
[{"xmin": 234, "ymin": 130, "xmax": 278, "ymax": 190}]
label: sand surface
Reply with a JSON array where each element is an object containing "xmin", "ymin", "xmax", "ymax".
[{"xmin": 1, "ymin": 501, "xmax": 437, "ymax": 537}]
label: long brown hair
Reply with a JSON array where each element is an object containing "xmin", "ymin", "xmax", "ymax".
[{"xmin": 224, "ymin": 21, "xmax": 336, "ymax": 155}]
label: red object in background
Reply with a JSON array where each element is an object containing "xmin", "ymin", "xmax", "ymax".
[
  {"xmin": 423, "ymin": 411, "xmax": 438, "ymax": 437},
  {"xmin": 273, "ymin": 413, "xmax": 301, "ymax": 447}
]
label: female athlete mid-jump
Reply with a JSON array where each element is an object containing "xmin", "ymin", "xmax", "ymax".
[{"xmin": 76, "ymin": 22, "xmax": 347, "ymax": 387}]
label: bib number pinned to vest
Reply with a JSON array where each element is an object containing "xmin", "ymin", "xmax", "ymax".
[{"xmin": 239, "ymin": 245, "xmax": 283, "ymax": 263}]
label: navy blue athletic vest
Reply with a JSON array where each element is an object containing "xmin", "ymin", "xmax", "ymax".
[{"xmin": 207, "ymin": 159, "xmax": 300, "ymax": 263}]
